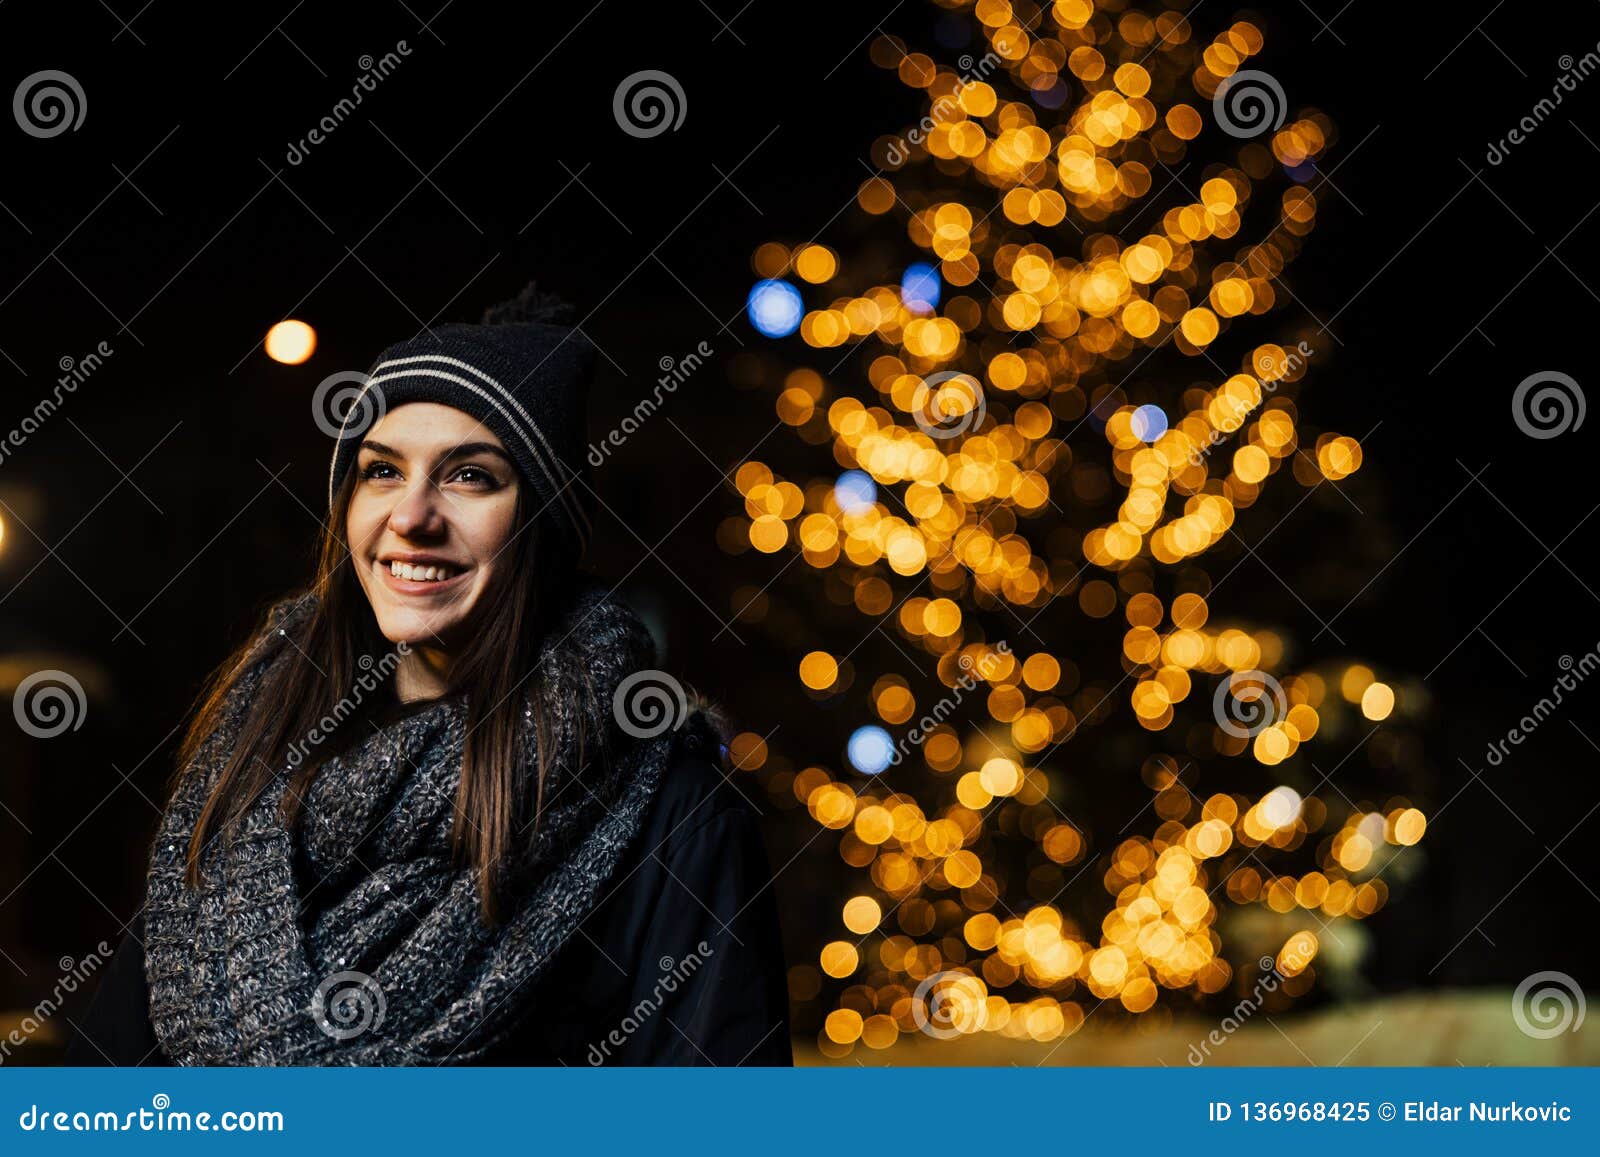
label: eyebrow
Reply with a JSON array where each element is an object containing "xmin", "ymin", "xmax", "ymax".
[{"xmin": 358, "ymin": 439, "xmax": 514, "ymax": 467}]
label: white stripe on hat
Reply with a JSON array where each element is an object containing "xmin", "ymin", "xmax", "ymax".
[
  {"xmin": 326, "ymin": 366, "xmax": 589, "ymax": 541},
  {"xmin": 374, "ymin": 353, "xmax": 592, "ymax": 535}
]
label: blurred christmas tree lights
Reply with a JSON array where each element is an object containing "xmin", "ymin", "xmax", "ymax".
[{"xmin": 720, "ymin": 0, "xmax": 1430, "ymax": 1057}]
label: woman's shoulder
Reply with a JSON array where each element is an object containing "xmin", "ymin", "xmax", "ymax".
[{"xmin": 638, "ymin": 712, "xmax": 762, "ymax": 864}]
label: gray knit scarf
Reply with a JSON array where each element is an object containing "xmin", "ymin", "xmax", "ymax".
[{"xmin": 143, "ymin": 582, "xmax": 701, "ymax": 1065}]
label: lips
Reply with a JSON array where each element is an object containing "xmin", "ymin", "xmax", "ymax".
[{"xmin": 376, "ymin": 557, "xmax": 469, "ymax": 593}]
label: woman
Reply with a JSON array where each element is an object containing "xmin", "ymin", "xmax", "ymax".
[{"xmin": 64, "ymin": 286, "xmax": 792, "ymax": 1066}]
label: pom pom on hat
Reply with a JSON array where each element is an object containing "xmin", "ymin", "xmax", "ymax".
[{"xmin": 480, "ymin": 281, "xmax": 577, "ymax": 327}]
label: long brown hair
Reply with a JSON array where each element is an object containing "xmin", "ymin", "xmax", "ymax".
[{"xmin": 171, "ymin": 459, "xmax": 584, "ymax": 927}]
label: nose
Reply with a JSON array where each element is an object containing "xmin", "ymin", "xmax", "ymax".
[{"xmin": 386, "ymin": 478, "xmax": 448, "ymax": 539}]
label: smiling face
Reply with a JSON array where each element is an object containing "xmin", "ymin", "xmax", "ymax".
[{"xmin": 346, "ymin": 402, "xmax": 523, "ymax": 652}]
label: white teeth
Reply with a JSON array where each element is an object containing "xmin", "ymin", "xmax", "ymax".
[{"xmin": 388, "ymin": 561, "xmax": 457, "ymax": 582}]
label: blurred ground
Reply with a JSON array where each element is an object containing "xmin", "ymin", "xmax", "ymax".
[
  {"xmin": 5, "ymin": 988, "xmax": 1591, "ymax": 1067},
  {"xmin": 796, "ymin": 991, "xmax": 1597, "ymax": 1067}
]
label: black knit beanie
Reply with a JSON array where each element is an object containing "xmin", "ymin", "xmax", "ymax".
[{"xmin": 326, "ymin": 283, "xmax": 597, "ymax": 552}]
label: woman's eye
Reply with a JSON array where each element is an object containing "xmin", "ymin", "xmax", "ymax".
[
  {"xmin": 452, "ymin": 466, "xmax": 498, "ymax": 487},
  {"xmin": 359, "ymin": 460, "xmax": 497, "ymax": 487}
]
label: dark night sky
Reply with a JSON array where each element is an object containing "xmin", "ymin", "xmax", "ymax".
[{"xmin": 2, "ymin": 0, "xmax": 1597, "ymax": 1026}]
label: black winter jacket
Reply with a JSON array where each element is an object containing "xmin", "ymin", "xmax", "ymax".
[{"xmin": 64, "ymin": 749, "xmax": 793, "ymax": 1067}]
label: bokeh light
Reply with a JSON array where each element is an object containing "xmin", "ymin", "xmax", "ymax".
[
  {"xmin": 847, "ymin": 725, "xmax": 895, "ymax": 775},
  {"xmin": 1130, "ymin": 404, "xmax": 1168, "ymax": 442},
  {"xmin": 264, "ymin": 319, "xmax": 316, "ymax": 364},
  {"xmin": 722, "ymin": 2, "xmax": 1421, "ymax": 1056},
  {"xmin": 834, "ymin": 469, "xmax": 878, "ymax": 513},
  {"xmin": 900, "ymin": 262, "xmax": 941, "ymax": 313},
  {"xmin": 748, "ymin": 279, "xmax": 805, "ymax": 338}
]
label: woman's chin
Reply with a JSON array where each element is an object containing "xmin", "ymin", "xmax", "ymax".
[{"xmin": 375, "ymin": 607, "xmax": 463, "ymax": 650}]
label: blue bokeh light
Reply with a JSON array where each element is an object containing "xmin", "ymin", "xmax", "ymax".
[
  {"xmin": 834, "ymin": 469, "xmax": 877, "ymax": 514},
  {"xmin": 847, "ymin": 725, "xmax": 895, "ymax": 776},
  {"xmin": 1131, "ymin": 404, "xmax": 1169, "ymax": 443},
  {"xmin": 746, "ymin": 279, "xmax": 804, "ymax": 338},
  {"xmin": 1032, "ymin": 78, "xmax": 1069, "ymax": 109},
  {"xmin": 900, "ymin": 262, "xmax": 941, "ymax": 314}
]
